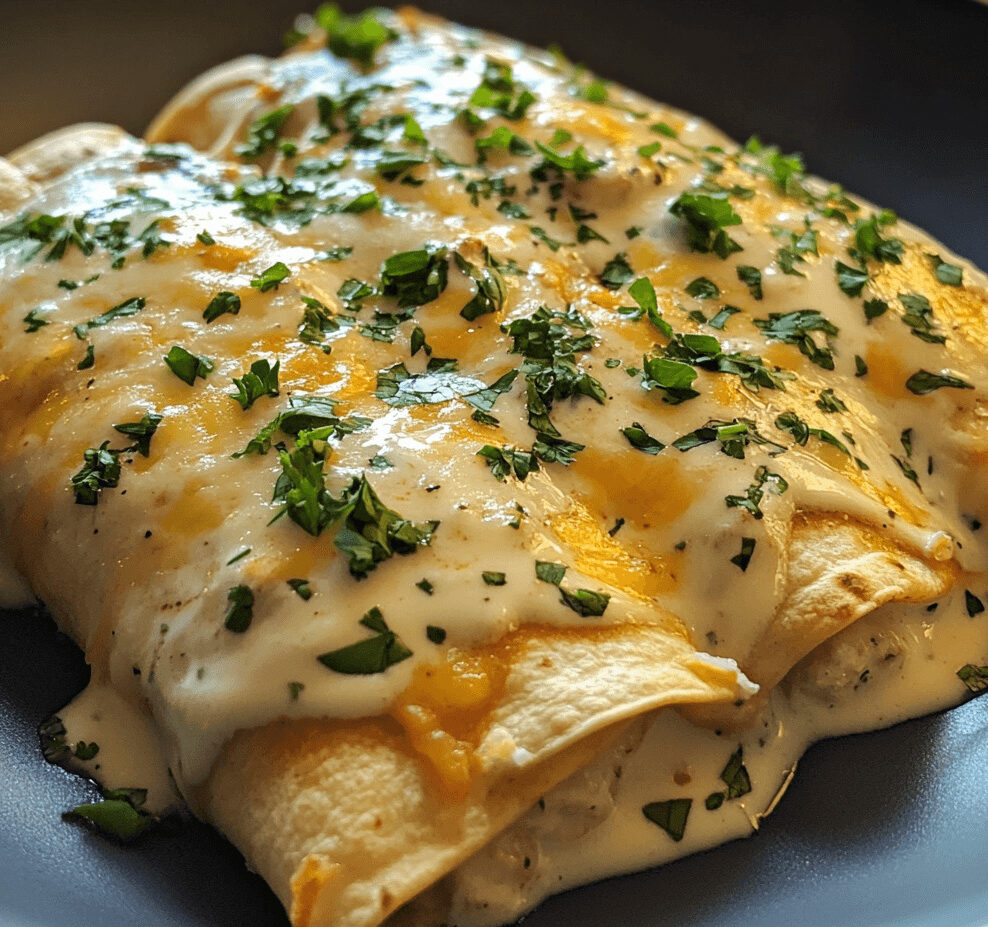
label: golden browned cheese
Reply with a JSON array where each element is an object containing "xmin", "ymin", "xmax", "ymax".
[{"xmin": 1, "ymin": 7, "xmax": 986, "ymax": 927}]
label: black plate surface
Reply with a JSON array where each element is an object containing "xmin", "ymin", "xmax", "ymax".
[{"xmin": 1, "ymin": 2, "xmax": 987, "ymax": 925}]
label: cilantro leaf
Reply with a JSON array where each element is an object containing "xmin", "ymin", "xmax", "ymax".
[
  {"xmin": 318, "ymin": 607, "xmax": 412, "ymax": 674},
  {"xmin": 273, "ymin": 460, "xmax": 436, "ymax": 578},
  {"xmin": 317, "ymin": 4, "xmax": 397, "ymax": 66},
  {"xmin": 621, "ymin": 421, "xmax": 665, "ymax": 454},
  {"xmin": 736, "ymin": 265, "xmax": 763, "ymax": 300},
  {"xmin": 250, "ymin": 262, "xmax": 291, "ymax": 292},
  {"xmin": 70, "ymin": 443, "xmax": 121, "ymax": 505},
  {"xmin": 899, "ymin": 292, "xmax": 945, "ymax": 344},
  {"xmin": 559, "ymin": 587, "xmax": 610, "ymax": 617},
  {"xmin": 477, "ymin": 444, "xmax": 539, "ymax": 481},
  {"xmin": 112, "ymin": 411, "xmax": 162, "ymax": 457},
  {"xmin": 725, "ymin": 465, "xmax": 789, "ymax": 519},
  {"xmin": 720, "ymin": 746, "xmax": 752, "ymax": 798},
  {"xmin": 628, "ymin": 276, "xmax": 672, "ymax": 336},
  {"xmin": 599, "ymin": 252, "xmax": 634, "ymax": 290},
  {"xmin": 236, "ymin": 104, "xmax": 294, "ymax": 160},
  {"xmin": 753, "ymin": 309, "xmax": 838, "ymax": 370},
  {"xmin": 928, "ymin": 253, "xmax": 963, "ymax": 287},
  {"xmin": 642, "ymin": 798, "xmax": 691, "ymax": 841},
  {"xmin": 905, "ymin": 370, "xmax": 974, "ymax": 395},
  {"xmin": 730, "ymin": 537, "xmax": 756, "ymax": 572},
  {"xmin": 224, "ymin": 585, "xmax": 254, "ymax": 633},
  {"xmin": 685, "ymin": 277, "xmax": 720, "ymax": 300},
  {"xmin": 229, "ymin": 359, "xmax": 280, "ymax": 410},
  {"xmin": 380, "ymin": 247, "xmax": 448, "ymax": 307},
  {"xmin": 203, "ymin": 291, "xmax": 242, "ymax": 323},
  {"xmin": 668, "ymin": 192, "xmax": 742, "ymax": 258},
  {"xmin": 835, "ymin": 260, "xmax": 869, "ymax": 297},
  {"xmin": 163, "ymin": 345, "xmax": 213, "ymax": 385},
  {"xmin": 73, "ymin": 297, "xmax": 146, "ymax": 339},
  {"xmin": 533, "ymin": 140, "xmax": 604, "ymax": 181},
  {"xmin": 853, "ymin": 213, "xmax": 904, "ymax": 264},
  {"xmin": 535, "ymin": 561, "xmax": 567, "ymax": 585},
  {"xmin": 455, "ymin": 250, "xmax": 507, "ymax": 320},
  {"xmin": 68, "ymin": 795, "xmax": 153, "ymax": 842},
  {"xmin": 958, "ymin": 664, "xmax": 988, "ymax": 693}
]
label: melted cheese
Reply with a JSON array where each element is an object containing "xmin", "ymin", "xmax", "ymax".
[{"xmin": 1, "ymin": 8, "xmax": 987, "ymax": 926}]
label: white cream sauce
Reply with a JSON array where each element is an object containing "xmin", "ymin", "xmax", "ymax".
[
  {"xmin": 446, "ymin": 586, "xmax": 988, "ymax": 926},
  {"xmin": 1, "ymin": 8, "xmax": 987, "ymax": 923}
]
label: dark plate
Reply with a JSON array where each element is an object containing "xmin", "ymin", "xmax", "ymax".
[{"xmin": 1, "ymin": 1, "xmax": 987, "ymax": 925}]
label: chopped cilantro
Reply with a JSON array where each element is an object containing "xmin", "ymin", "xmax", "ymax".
[
  {"xmin": 68, "ymin": 790, "xmax": 153, "ymax": 841},
  {"xmin": 112, "ymin": 411, "xmax": 162, "ymax": 457},
  {"xmin": 668, "ymin": 192, "xmax": 742, "ymax": 258},
  {"xmin": 536, "ymin": 561, "xmax": 567, "ymax": 585},
  {"xmin": 685, "ymin": 276, "xmax": 720, "ymax": 300},
  {"xmin": 708, "ymin": 306, "xmax": 740, "ymax": 330},
  {"xmin": 77, "ymin": 344, "xmax": 95, "ymax": 370},
  {"xmin": 905, "ymin": 370, "xmax": 974, "ymax": 395},
  {"xmin": 318, "ymin": 607, "xmax": 412, "ymax": 674},
  {"xmin": 482, "ymin": 571, "xmax": 507, "ymax": 586},
  {"xmin": 236, "ymin": 104, "xmax": 294, "ymax": 160},
  {"xmin": 317, "ymin": 4, "xmax": 397, "ymax": 67},
  {"xmin": 532, "ymin": 140, "xmax": 604, "ymax": 181},
  {"xmin": 966, "ymin": 590, "xmax": 986, "ymax": 618},
  {"xmin": 250, "ymin": 261, "xmax": 291, "ymax": 292},
  {"xmin": 203, "ymin": 291, "xmax": 242, "ymax": 323},
  {"xmin": 853, "ymin": 213, "xmax": 904, "ymax": 264},
  {"xmin": 599, "ymin": 252, "xmax": 634, "ymax": 290},
  {"xmin": 163, "ymin": 345, "xmax": 213, "ymax": 385},
  {"xmin": 273, "ymin": 462, "xmax": 436, "ymax": 578},
  {"xmin": 73, "ymin": 296, "xmax": 146, "ymax": 339},
  {"xmin": 899, "ymin": 292, "xmax": 945, "ymax": 344},
  {"xmin": 720, "ymin": 746, "xmax": 752, "ymax": 798},
  {"xmin": 621, "ymin": 421, "xmax": 665, "ymax": 454},
  {"xmin": 229, "ymin": 358, "xmax": 280, "ymax": 410},
  {"xmin": 70, "ymin": 443, "xmax": 121, "ymax": 505},
  {"xmin": 426, "ymin": 624, "xmax": 446, "ymax": 643},
  {"xmin": 381, "ymin": 247, "xmax": 448, "ymax": 307},
  {"xmin": 928, "ymin": 253, "xmax": 963, "ymax": 287},
  {"xmin": 455, "ymin": 250, "xmax": 507, "ymax": 320},
  {"xmin": 775, "ymin": 411, "xmax": 850, "ymax": 456},
  {"xmin": 816, "ymin": 389, "xmax": 847, "ymax": 414},
  {"xmin": 224, "ymin": 585, "xmax": 254, "ymax": 633},
  {"xmin": 287, "ymin": 578, "xmax": 313, "ymax": 600},
  {"xmin": 23, "ymin": 307, "xmax": 52, "ymax": 332},
  {"xmin": 835, "ymin": 260, "xmax": 869, "ymax": 297},
  {"xmin": 477, "ymin": 444, "xmax": 539, "ymax": 481},
  {"xmin": 642, "ymin": 798, "xmax": 691, "ymax": 841},
  {"xmin": 958, "ymin": 664, "xmax": 988, "ymax": 693},
  {"xmin": 730, "ymin": 537, "xmax": 756, "ymax": 572},
  {"xmin": 736, "ymin": 264, "xmax": 763, "ymax": 300},
  {"xmin": 725, "ymin": 465, "xmax": 789, "ymax": 519},
  {"xmin": 559, "ymin": 587, "xmax": 610, "ymax": 617},
  {"xmin": 863, "ymin": 298, "xmax": 888, "ymax": 321},
  {"xmin": 753, "ymin": 309, "xmax": 838, "ymax": 370}
]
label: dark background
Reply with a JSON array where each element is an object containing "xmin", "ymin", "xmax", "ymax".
[{"xmin": 1, "ymin": 2, "xmax": 988, "ymax": 926}]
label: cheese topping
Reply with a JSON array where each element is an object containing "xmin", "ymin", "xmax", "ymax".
[{"xmin": 2, "ymin": 7, "xmax": 987, "ymax": 924}]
